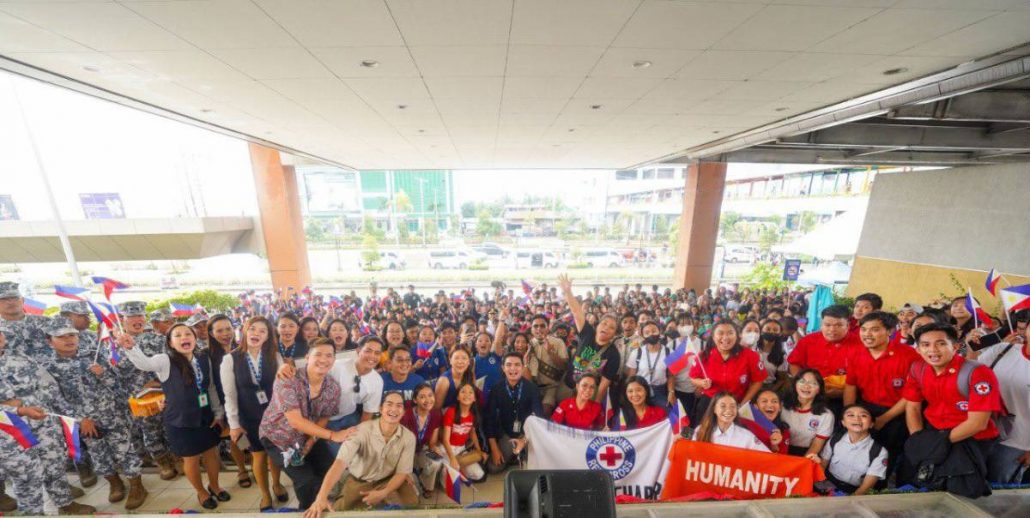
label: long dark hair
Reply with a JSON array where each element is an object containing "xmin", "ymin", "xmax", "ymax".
[
  {"xmin": 448, "ymin": 346, "xmax": 476, "ymax": 388},
  {"xmin": 299, "ymin": 316, "xmax": 322, "ymax": 340},
  {"xmin": 620, "ymin": 375, "xmax": 653, "ymax": 429},
  {"xmin": 783, "ymin": 368, "xmax": 828, "ymax": 415},
  {"xmin": 277, "ymin": 312, "xmax": 303, "ymax": 346},
  {"xmin": 695, "ymin": 391, "xmax": 739, "ymax": 443},
  {"xmin": 753, "ymin": 388, "xmax": 789, "ymax": 432},
  {"xmin": 758, "ymin": 319, "xmax": 786, "ymax": 367},
  {"xmin": 240, "ymin": 316, "xmax": 279, "ymax": 381},
  {"xmin": 327, "ymin": 318, "xmax": 356, "ymax": 351},
  {"xmin": 700, "ymin": 321, "xmax": 742, "ymax": 362},
  {"xmin": 206, "ymin": 314, "xmax": 235, "ymax": 371},
  {"xmin": 451, "ymin": 381, "xmax": 480, "ymax": 439},
  {"xmin": 165, "ymin": 323, "xmax": 201, "ymax": 386}
]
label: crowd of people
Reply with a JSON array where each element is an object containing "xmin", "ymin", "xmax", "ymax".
[{"xmin": 0, "ymin": 275, "xmax": 1027, "ymax": 514}]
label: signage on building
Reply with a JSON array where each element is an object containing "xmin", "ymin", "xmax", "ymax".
[
  {"xmin": 783, "ymin": 259, "xmax": 802, "ymax": 281},
  {"xmin": 79, "ymin": 193, "xmax": 126, "ymax": 219}
]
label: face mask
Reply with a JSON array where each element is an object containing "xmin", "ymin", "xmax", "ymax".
[
  {"xmin": 761, "ymin": 332, "xmax": 780, "ymax": 343},
  {"xmin": 741, "ymin": 331, "xmax": 759, "ymax": 346},
  {"xmin": 678, "ymin": 325, "xmax": 693, "ymax": 337},
  {"xmin": 664, "ymin": 330, "xmax": 680, "ymax": 340},
  {"xmin": 643, "ymin": 335, "xmax": 661, "ymax": 346}
]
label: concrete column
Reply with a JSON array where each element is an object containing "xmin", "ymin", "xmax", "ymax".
[
  {"xmin": 249, "ymin": 143, "xmax": 311, "ymax": 295},
  {"xmin": 672, "ymin": 162, "xmax": 727, "ymax": 292}
]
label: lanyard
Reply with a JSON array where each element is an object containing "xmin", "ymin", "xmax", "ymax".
[
  {"xmin": 415, "ymin": 412, "xmax": 430, "ymax": 444},
  {"xmin": 302, "ymin": 377, "xmax": 316, "ymax": 418},
  {"xmin": 644, "ymin": 347, "xmax": 661, "ymax": 385},
  {"xmin": 190, "ymin": 356, "xmax": 204, "ymax": 392},
  {"xmin": 279, "ymin": 341, "xmax": 295, "ymax": 359},
  {"xmin": 244, "ymin": 350, "xmax": 263, "ymax": 386},
  {"xmin": 506, "ymin": 381, "xmax": 523, "ymax": 419}
]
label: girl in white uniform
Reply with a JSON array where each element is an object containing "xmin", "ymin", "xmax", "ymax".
[{"xmin": 692, "ymin": 391, "xmax": 770, "ymax": 452}]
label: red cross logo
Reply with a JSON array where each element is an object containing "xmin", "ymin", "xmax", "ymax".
[{"xmin": 598, "ymin": 445, "xmax": 623, "ymax": 467}]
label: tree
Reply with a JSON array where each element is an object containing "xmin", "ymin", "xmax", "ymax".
[
  {"xmin": 719, "ymin": 211, "xmax": 741, "ymax": 239},
  {"xmin": 449, "ymin": 214, "xmax": 460, "ymax": 236},
  {"xmin": 363, "ymin": 215, "xmax": 384, "ymax": 240},
  {"xmin": 743, "ymin": 261, "xmax": 794, "ymax": 291},
  {"xmin": 654, "ymin": 216, "xmax": 669, "ymax": 238},
  {"xmin": 758, "ymin": 225, "xmax": 785, "ymax": 252},
  {"xmin": 460, "ymin": 201, "xmax": 476, "ymax": 218},
  {"xmin": 668, "ymin": 218, "xmax": 680, "ymax": 251},
  {"xmin": 476, "ymin": 209, "xmax": 502, "ymax": 238},
  {"xmin": 361, "ymin": 234, "xmax": 380, "ymax": 269},
  {"xmin": 555, "ymin": 218, "xmax": 570, "ymax": 239},
  {"xmin": 304, "ymin": 218, "xmax": 326, "ymax": 242},
  {"xmin": 398, "ymin": 219, "xmax": 411, "ymax": 243},
  {"xmin": 424, "ymin": 218, "xmax": 439, "ymax": 242},
  {"xmin": 799, "ymin": 211, "xmax": 818, "ymax": 233}
]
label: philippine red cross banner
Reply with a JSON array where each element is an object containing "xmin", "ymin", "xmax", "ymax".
[{"xmin": 524, "ymin": 416, "xmax": 673, "ymax": 500}]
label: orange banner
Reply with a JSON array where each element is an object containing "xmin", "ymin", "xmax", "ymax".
[{"xmin": 661, "ymin": 439, "xmax": 825, "ymax": 500}]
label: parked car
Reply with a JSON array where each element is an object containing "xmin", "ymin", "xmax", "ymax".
[
  {"xmin": 515, "ymin": 250, "xmax": 562, "ymax": 268},
  {"xmin": 361, "ymin": 251, "xmax": 406, "ymax": 270},
  {"xmin": 428, "ymin": 250, "xmax": 483, "ymax": 269},
  {"xmin": 582, "ymin": 249, "xmax": 626, "ymax": 268},
  {"xmin": 723, "ymin": 245, "xmax": 758, "ymax": 263},
  {"xmin": 473, "ymin": 242, "xmax": 509, "ymax": 258}
]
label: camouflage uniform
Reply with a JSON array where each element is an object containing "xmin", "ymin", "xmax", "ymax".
[
  {"xmin": 0, "ymin": 347, "xmax": 76, "ymax": 510},
  {"xmin": 60, "ymin": 301, "xmax": 100, "ymax": 361},
  {"xmin": 42, "ymin": 318, "xmax": 142, "ymax": 480},
  {"xmin": 0, "ymin": 315, "xmax": 53, "ymax": 359},
  {"xmin": 0, "ymin": 424, "xmax": 45, "ymax": 515},
  {"xmin": 115, "ymin": 302, "xmax": 170, "ymax": 462}
]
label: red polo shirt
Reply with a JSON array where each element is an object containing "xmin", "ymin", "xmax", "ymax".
[
  {"xmin": 845, "ymin": 343, "xmax": 921, "ymax": 408},
  {"xmin": 630, "ymin": 405, "xmax": 668, "ymax": 429},
  {"xmin": 888, "ymin": 332, "xmax": 911, "ymax": 348},
  {"xmin": 787, "ymin": 331, "xmax": 861, "ymax": 377},
  {"xmin": 689, "ymin": 347, "xmax": 767, "ymax": 400},
  {"xmin": 551, "ymin": 398, "xmax": 605, "ymax": 431},
  {"xmin": 902, "ymin": 355, "xmax": 1003, "ymax": 440}
]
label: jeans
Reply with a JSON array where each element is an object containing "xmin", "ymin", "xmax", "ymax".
[
  {"xmin": 262, "ymin": 439, "xmax": 335, "ymax": 510},
  {"xmin": 987, "ymin": 442, "xmax": 1028, "ymax": 484},
  {"xmin": 325, "ymin": 412, "xmax": 361, "ymax": 457}
]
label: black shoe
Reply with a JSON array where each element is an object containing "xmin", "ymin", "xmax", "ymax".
[
  {"xmin": 274, "ymin": 487, "xmax": 289, "ymax": 503},
  {"xmin": 208, "ymin": 486, "xmax": 231, "ymax": 502},
  {"xmin": 200, "ymin": 496, "xmax": 218, "ymax": 510}
]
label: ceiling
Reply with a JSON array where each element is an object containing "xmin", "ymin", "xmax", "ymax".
[{"xmin": 2, "ymin": 0, "xmax": 1030, "ymax": 170}]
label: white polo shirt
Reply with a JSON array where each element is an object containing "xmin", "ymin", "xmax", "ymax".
[
  {"xmin": 781, "ymin": 408, "xmax": 834, "ymax": 449},
  {"xmin": 330, "ymin": 358, "xmax": 383, "ymax": 420},
  {"xmin": 820, "ymin": 433, "xmax": 888, "ymax": 487},
  {"xmin": 694, "ymin": 424, "xmax": 770, "ymax": 452}
]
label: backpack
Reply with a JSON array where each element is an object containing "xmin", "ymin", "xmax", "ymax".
[{"xmin": 829, "ymin": 428, "xmax": 883, "ymax": 468}]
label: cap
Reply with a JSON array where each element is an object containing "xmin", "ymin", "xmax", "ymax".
[
  {"xmin": 0, "ymin": 281, "xmax": 20, "ymax": 299},
  {"xmin": 149, "ymin": 308, "xmax": 172, "ymax": 322},
  {"xmin": 46, "ymin": 317, "xmax": 79, "ymax": 337},
  {"xmin": 186, "ymin": 313, "xmax": 209, "ymax": 327},
  {"xmin": 118, "ymin": 301, "xmax": 148, "ymax": 316},
  {"xmin": 899, "ymin": 302, "xmax": 924, "ymax": 315},
  {"xmin": 59, "ymin": 301, "xmax": 90, "ymax": 315}
]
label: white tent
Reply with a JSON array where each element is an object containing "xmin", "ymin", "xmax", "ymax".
[
  {"xmin": 797, "ymin": 261, "xmax": 853, "ymax": 287},
  {"xmin": 774, "ymin": 206, "xmax": 867, "ymax": 261}
]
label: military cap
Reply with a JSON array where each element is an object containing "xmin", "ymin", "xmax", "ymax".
[
  {"xmin": 60, "ymin": 301, "xmax": 90, "ymax": 315},
  {"xmin": 0, "ymin": 281, "xmax": 20, "ymax": 298},
  {"xmin": 118, "ymin": 301, "xmax": 148, "ymax": 316},
  {"xmin": 46, "ymin": 316, "xmax": 79, "ymax": 337},
  {"xmin": 149, "ymin": 308, "xmax": 172, "ymax": 322},
  {"xmin": 186, "ymin": 312, "xmax": 210, "ymax": 327}
]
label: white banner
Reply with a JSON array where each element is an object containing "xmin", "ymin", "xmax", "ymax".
[{"xmin": 525, "ymin": 416, "xmax": 673, "ymax": 500}]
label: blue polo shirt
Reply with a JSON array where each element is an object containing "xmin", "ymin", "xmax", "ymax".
[{"xmin": 475, "ymin": 352, "xmax": 503, "ymax": 400}]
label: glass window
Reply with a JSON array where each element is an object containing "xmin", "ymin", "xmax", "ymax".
[
  {"xmin": 752, "ymin": 180, "xmax": 767, "ymax": 198},
  {"xmin": 656, "ymin": 168, "xmax": 675, "ymax": 179},
  {"xmin": 615, "ymin": 170, "xmax": 638, "ymax": 181},
  {"xmin": 641, "ymin": 168, "xmax": 655, "ymax": 180}
]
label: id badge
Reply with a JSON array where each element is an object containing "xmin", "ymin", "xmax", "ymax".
[
  {"xmin": 513, "ymin": 419, "xmax": 522, "ymax": 434},
  {"xmin": 256, "ymin": 391, "xmax": 268, "ymax": 405},
  {"xmin": 198, "ymin": 393, "xmax": 209, "ymax": 408}
]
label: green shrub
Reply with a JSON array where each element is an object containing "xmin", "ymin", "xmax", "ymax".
[
  {"xmin": 567, "ymin": 262, "xmax": 590, "ymax": 269},
  {"xmin": 145, "ymin": 290, "xmax": 239, "ymax": 314}
]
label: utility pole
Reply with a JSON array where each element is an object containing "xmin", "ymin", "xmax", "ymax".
[{"xmin": 416, "ymin": 177, "xmax": 427, "ymax": 245}]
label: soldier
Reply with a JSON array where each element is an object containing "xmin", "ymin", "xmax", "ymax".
[
  {"xmin": 114, "ymin": 301, "xmax": 179, "ymax": 480},
  {"xmin": 0, "ymin": 281, "xmax": 52, "ymax": 358},
  {"xmin": 149, "ymin": 309, "xmax": 174, "ymax": 336},
  {"xmin": 43, "ymin": 317, "xmax": 149, "ymax": 509},
  {"xmin": 0, "ymin": 327, "xmax": 96, "ymax": 515},
  {"xmin": 186, "ymin": 312, "xmax": 210, "ymax": 351},
  {"xmin": 56, "ymin": 301, "xmax": 101, "ymax": 487},
  {"xmin": 0, "ymin": 409, "xmax": 45, "ymax": 515}
]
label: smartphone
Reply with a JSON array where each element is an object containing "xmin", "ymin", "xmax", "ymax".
[
  {"xmin": 235, "ymin": 433, "xmax": 250, "ymax": 451},
  {"xmin": 970, "ymin": 330, "xmax": 1003, "ymax": 351},
  {"xmin": 425, "ymin": 451, "xmax": 442, "ymax": 461}
]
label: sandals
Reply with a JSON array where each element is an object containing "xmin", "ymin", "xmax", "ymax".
[
  {"xmin": 200, "ymin": 496, "xmax": 218, "ymax": 510},
  {"xmin": 237, "ymin": 472, "xmax": 252, "ymax": 488},
  {"xmin": 273, "ymin": 485, "xmax": 289, "ymax": 503},
  {"xmin": 208, "ymin": 486, "xmax": 231, "ymax": 502}
]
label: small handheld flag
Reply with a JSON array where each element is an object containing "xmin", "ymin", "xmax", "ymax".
[
  {"xmin": 0, "ymin": 410, "xmax": 39, "ymax": 449},
  {"xmin": 444, "ymin": 465, "xmax": 464, "ymax": 503},
  {"xmin": 54, "ymin": 285, "xmax": 90, "ymax": 301},
  {"xmin": 739, "ymin": 402, "xmax": 778, "ymax": 434},
  {"xmin": 985, "ymin": 269, "xmax": 1001, "ymax": 297},
  {"xmin": 415, "ymin": 341, "xmax": 433, "ymax": 360},
  {"xmin": 1000, "ymin": 283, "xmax": 1030, "ymax": 314},
  {"xmin": 57, "ymin": 415, "xmax": 81, "ymax": 461},
  {"xmin": 668, "ymin": 398, "xmax": 690, "ymax": 435},
  {"xmin": 90, "ymin": 276, "xmax": 129, "ymax": 300},
  {"xmin": 87, "ymin": 301, "xmax": 117, "ymax": 329},
  {"xmin": 965, "ymin": 289, "xmax": 994, "ymax": 328},
  {"xmin": 169, "ymin": 302, "xmax": 197, "ymax": 317},
  {"xmin": 521, "ymin": 279, "xmax": 533, "ymax": 296},
  {"xmin": 618, "ymin": 410, "xmax": 627, "ymax": 431},
  {"xmin": 22, "ymin": 298, "xmax": 47, "ymax": 316}
]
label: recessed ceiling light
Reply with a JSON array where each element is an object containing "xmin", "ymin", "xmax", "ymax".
[
  {"xmin": 360, "ymin": 60, "xmax": 380, "ymax": 68},
  {"xmin": 568, "ymin": 128, "xmax": 575, "ymax": 132},
  {"xmin": 199, "ymin": 108, "xmax": 214, "ymax": 113},
  {"xmin": 712, "ymin": 130, "xmax": 720, "ymax": 134},
  {"xmin": 632, "ymin": 60, "xmax": 652, "ymax": 69},
  {"xmin": 82, "ymin": 65, "xmax": 101, "ymax": 73},
  {"xmin": 882, "ymin": 67, "xmax": 908, "ymax": 76},
  {"xmin": 418, "ymin": 129, "xmax": 425, "ymax": 133},
  {"xmin": 774, "ymin": 107, "xmax": 789, "ymax": 112},
  {"xmin": 590, "ymin": 104, "xmax": 603, "ymax": 110},
  {"xmin": 397, "ymin": 104, "xmax": 408, "ymax": 110}
]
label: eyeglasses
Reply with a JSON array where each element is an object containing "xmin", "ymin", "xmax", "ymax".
[
  {"xmin": 531, "ymin": 324, "xmax": 547, "ymax": 329},
  {"xmin": 796, "ymin": 379, "xmax": 820, "ymax": 387},
  {"xmin": 353, "ymin": 375, "xmax": 362, "ymax": 393}
]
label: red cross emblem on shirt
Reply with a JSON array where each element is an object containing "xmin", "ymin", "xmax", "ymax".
[{"xmin": 599, "ymin": 445, "xmax": 623, "ymax": 467}]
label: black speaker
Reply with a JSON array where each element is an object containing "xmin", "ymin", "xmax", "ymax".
[{"xmin": 504, "ymin": 470, "xmax": 616, "ymax": 518}]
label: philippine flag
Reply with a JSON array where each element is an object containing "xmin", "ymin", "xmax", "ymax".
[
  {"xmin": 667, "ymin": 398, "xmax": 690, "ymax": 435},
  {"xmin": 58, "ymin": 415, "xmax": 81, "ymax": 461},
  {"xmin": 169, "ymin": 302, "xmax": 197, "ymax": 317},
  {"xmin": 664, "ymin": 337, "xmax": 698, "ymax": 375},
  {"xmin": 1000, "ymin": 283, "xmax": 1030, "ymax": 314},
  {"xmin": 985, "ymin": 269, "xmax": 1001, "ymax": 297},
  {"xmin": 0, "ymin": 410, "xmax": 39, "ymax": 449},
  {"xmin": 415, "ymin": 341, "xmax": 433, "ymax": 360},
  {"xmin": 443, "ymin": 465, "xmax": 465, "ymax": 503},
  {"xmin": 739, "ymin": 402, "xmax": 779, "ymax": 434},
  {"xmin": 54, "ymin": 285, "xmax": 90, "ymax": 301},
  {"xmin": 22, "ymin": 298, "xmax": 47, "ymax": 316},
  {"xmin": 521, "ymin": 279, "xmax": 533, "ymax": 296},
  {"xmin": 90, "ymin": 276, "xmax": 129, "ymax": 300},
  {"xmin": 87, "ymin": 301, "xmax": 117, "ymax": 329},
  {"xmin": 965, "ymin": 289, "xmax": 994, "ymax": 327}
]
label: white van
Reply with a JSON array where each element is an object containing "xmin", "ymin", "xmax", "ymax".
[
  {"xmin": 515, "ymin": 250, "xmax": 562, "ymax": 268},
  {"xmin": 582, "ymin": 249, "xmax": 626, "ymax": 268},
  {"xmin": 428, "ymin": 250, "xmax": 482, "ymax": 269}
]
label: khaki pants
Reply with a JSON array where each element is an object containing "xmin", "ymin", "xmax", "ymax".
[{"xmin": 335, "ymin": 474, "xmax": 419, "ymax": 511}]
